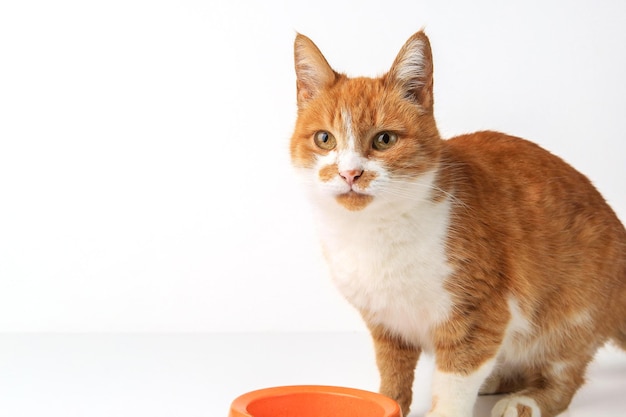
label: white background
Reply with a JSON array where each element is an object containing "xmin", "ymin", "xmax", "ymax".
[{"xmin": 1, "ymin": 0, "xmax": 625, "ymax": 333}]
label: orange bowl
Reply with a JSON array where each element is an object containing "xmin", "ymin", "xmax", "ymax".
[{"xmin": 228, "ymin": 385, "xmax": 402, "ymax": 417}]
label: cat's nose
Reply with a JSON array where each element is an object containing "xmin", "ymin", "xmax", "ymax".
[{"xmin": 339, "ymin": 169, "xmax": 364, "ymax": 186}]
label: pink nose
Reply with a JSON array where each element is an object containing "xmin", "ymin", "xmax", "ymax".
[{"xmin": 339, "ymin": 169, "xmax": 364, "ymax": 186}]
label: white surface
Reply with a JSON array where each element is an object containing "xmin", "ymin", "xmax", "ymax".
[
  {"xmin": 0, "ymin": 333, "xmax": 624, "ymax": 417},
  {"xmin": 1, "ymin": 0, "xmax": 626, "ymax": 333}
]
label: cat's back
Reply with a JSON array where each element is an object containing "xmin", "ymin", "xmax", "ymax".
[
  {"xmin": 442, "ymin": 130, "xmax": 613, "ymax": 216},
  {"xmin": 440, "ymin": 130, "xmax": 626, "ymax": 307},
  {"xmin": 444, "ymin": 130, "xmax": 585, "ymax": 184}
]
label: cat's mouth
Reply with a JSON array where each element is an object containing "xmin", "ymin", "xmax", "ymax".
[{"xmin": 335, "ymin": 190, "xmax": 374, "ymax": 211}]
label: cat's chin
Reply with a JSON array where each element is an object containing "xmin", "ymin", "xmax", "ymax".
[{"xmin": 335, "ymin": 191, "xmax": 374, "ymax": 211}]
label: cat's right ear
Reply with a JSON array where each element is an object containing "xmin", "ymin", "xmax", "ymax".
[{"xmin": 294, "ymin": 34, "xmax": 337, "ymax": 107}]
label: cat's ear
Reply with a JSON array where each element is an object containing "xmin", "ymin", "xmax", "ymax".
[
  {"xmin": 387, "ymin": 30, "xmax": 434, "ymax": 110},
  {"xmin": 294, "ymin": 34, "xmax": 337, "ymax": 107}
]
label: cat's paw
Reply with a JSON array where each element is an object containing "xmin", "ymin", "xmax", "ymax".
[{"xmin": 491, "ymin": 395, "xmax": 540, "ymax": 417}]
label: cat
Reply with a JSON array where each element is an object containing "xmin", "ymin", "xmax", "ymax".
[{"xmin": 289, "ymin": 30, "xmax": 626, "ymax": 417}]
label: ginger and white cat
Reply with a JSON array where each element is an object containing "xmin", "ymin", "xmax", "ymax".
[{"xmin": 290, "ymin": 30, "xmax": 626, "ymax": 417}]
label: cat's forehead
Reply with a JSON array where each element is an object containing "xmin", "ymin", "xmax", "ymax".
[
  {"xmin": 322, "ymin": 77, "xmax": 399, "ymax": 133},
  {"xmin": 332, "ymin": 77, "xmax": 386, "ymax": 110}
]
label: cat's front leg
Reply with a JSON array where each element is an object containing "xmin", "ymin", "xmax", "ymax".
[
  {"xmin": 427, "ymin": 358, "xmax": 496, "ymax": 417},
  {"xmin": 426, "ymin": 320, "xmax": 503, "ymax": 417},
  {"xmin": 368, "ymin": 324, "xmax": 421, "ymax": 416}
]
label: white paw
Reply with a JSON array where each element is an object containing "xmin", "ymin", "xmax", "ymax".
[{"xmin": 491, "ymin": 396, "xmax": 541, "ymax": 417}]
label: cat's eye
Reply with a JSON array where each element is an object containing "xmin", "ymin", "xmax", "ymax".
[
  {"xmin": 372, "ymin": 131, "xmax": 398, "ymax": 151},
  {"xmin": 314, "ymin": 131, "xmax": 337, "ymax": 150}
]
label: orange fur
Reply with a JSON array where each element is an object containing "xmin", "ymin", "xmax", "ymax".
[{"xmin": 290, "ymin": 31, "xmax": 626, "ymax": 417}]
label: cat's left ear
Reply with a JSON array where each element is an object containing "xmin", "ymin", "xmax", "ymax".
[
  {"xmin": 294, "ymin": 34, "xmax": 337, "ymax": 107},
  {"xmin": 387, "ymin": 30, "xmax": 434, "ymax": 111}
]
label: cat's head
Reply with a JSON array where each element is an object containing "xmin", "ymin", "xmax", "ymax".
[{"xmin": 290, "ymin": 30, "xmax": 443, "ymax": 214}]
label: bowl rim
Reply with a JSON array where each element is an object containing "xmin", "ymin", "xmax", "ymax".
[{"xmin": 229, "ymin": 384, "xmax": 402, "ymax": 417}]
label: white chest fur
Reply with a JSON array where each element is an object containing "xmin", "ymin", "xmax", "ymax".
[{"xmin": 315, "ymin": 196, "xmax": 454, "ymax": 352}]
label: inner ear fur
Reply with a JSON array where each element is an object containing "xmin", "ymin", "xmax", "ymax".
[{"xmin": 386, "ymin": 30, "xmax": 434, "ymax": 110}]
